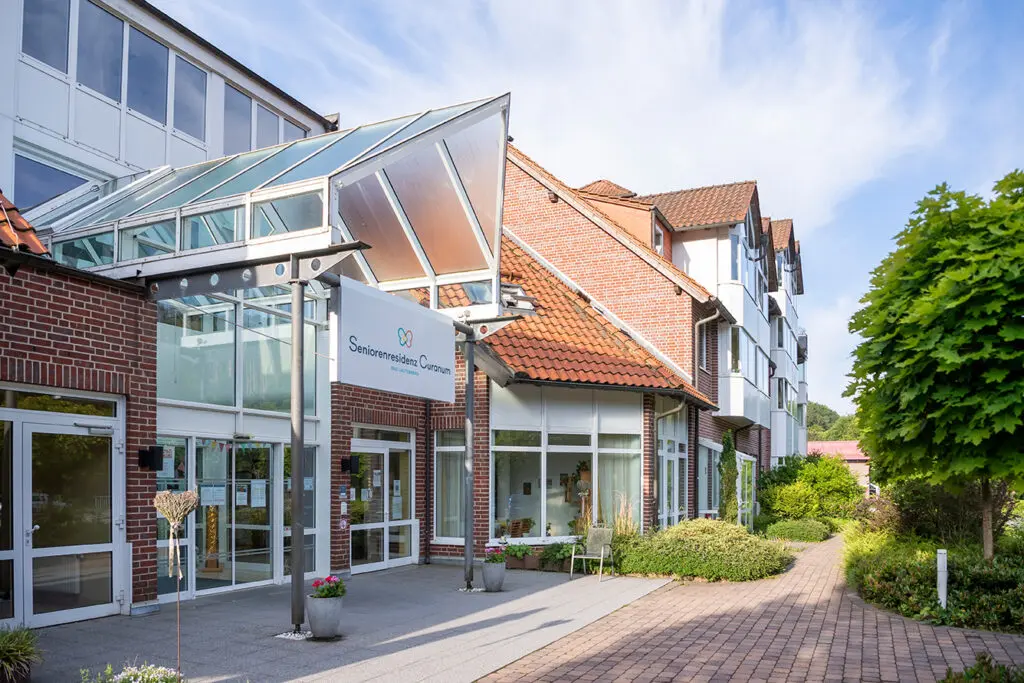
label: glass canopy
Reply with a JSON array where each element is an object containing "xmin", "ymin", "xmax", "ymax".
[{"xmin": 42, "ymin": 94, "xmax": 510, "ymax": 310}]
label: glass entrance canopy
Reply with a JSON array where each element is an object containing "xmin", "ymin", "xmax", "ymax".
[{"xmin": 41, "ymin": 94, "xmax": 510, "ymax": 312}]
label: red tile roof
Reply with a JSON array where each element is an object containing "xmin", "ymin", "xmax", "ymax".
[
  {"xmin": 507, "ymin": 146, "xmax": 712, "ymax": 301},
  {"xmin": 437, "ymin": 235, "xmax": 714, "ymax": 404},
  {"xmin": 637, "ymin": 181, "xmax": 756, "ymax": 229},
  {"xmin": 808, "ymin": 440, "xmax": 866, "ymax": 463},
  {"xmin": 771, "ymin": 218, "xmax": 794, "ymax": 251},
  {"xmin": 0, "ymin": 192, "xmax": 48, "ymax": 256},
  {"xmin": 578, "ymin": 179, "xmax": 636, "ymax": 198}
]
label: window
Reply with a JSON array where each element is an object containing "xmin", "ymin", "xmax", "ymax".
[
  {"xmin": 698, "ymin": 325, "xmax": 708, "ymax": 370},
  {"xmin": 157, "ymin": 299, "xmax": 236, "ymax": 406},
  {"xmin": 730, "ymin": 233, "xmax": 740, "ymax": 281},
  {"xmin": 776, "ymin": 317, "xmax": 784, "ymax": 348},
  {"xmin": 435, "ymin": 431, "xmax": 466, "ymax": 539},
  {"xmin": 256, "ymin": 104, "xmax": 279, "ymax": 149},
  {"xmin": 241, "ymin": 311, "xmax": 316, "ymax": 414},
  {"xmin": 283, "ymin": 119, "xmax": 307, "ymax": 142},
  {"xmin": 493, "ymin": 449, "xmax": 542, "ymax": 538},
  {"xmin": 653, "ymin": 227, "xmax": 664, "ymax": 256},
  {"xmin": 252, "ymin": 191, "xmax": 324, "ymax": 238},
  {"xmin": 77, "ymin": 0, "xmax": 122, "ymax": 101},
  {"xmin": 22, "ymin": 0, "xmax": 70, "ymax": 72},
  {"xmin": 224, "ymin": 85, "xmax": 252, "ymax": 155},
  {"xmin": 730, "ymin": 327, "xmax": 741, "ymax": 373},
  {"xmin": 127, "ymin": 27, "xmax": 168, "ymax": 123},
  {"xmin": 53, "ymin": 231, "xmax": 114, "ymax": 268},
  {"xmin": 711, "ymin": 451, "xmax": 722, "ymax": 510},
  {"xmin": 173, "ymin": 57, "xmax": 206, "ymax": 141},
  {"xmin": 13, "ymin": 155, "xmax": 86, "ymax": 209}
]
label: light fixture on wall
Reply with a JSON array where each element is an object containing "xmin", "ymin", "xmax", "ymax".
[{"xmin": 547, "ymin": 190, "xmax": 558, "ymax": 203}]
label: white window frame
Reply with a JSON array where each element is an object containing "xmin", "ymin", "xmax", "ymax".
[{"xmin": 432, "ymin": 430, "xmax": 466, "ymax": 545}]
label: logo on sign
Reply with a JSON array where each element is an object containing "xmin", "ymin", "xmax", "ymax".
[{"xmin": 397, "ymin": 327, "xmax": 414, "ymax": 348}]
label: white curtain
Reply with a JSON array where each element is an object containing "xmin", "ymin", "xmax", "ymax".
[
  {"xmin": 436, "ymin": 451, "xmax": 464, "ymax": 537},
  {"xmin": 597, "ymin": 452, "xmax": 641, "ymax": 525}
]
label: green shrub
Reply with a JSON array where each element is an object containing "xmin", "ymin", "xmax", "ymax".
[
  {"xmin": 766, "ymin": 519, "xmax": 830, "ymax": 542},
  {"xmin": 504, "ymin": 544, "xmax": 533, "ymax": 560},
  {"xmin": 845, "ymin": 527, "xmax": 1024, "ymax": 634},
  {"xmin": 615, "ymin": 519, "xmax": 792, "ymax": 581},
  {"xmin": 539, "ymin": 542, "xmax": 572, "ymax": 568},
  {"xmin": 765, "ymin": 480, "xmax": 821, "ymax": 519},
  {"xmin": 0, "ymin": 626, "xmax": 41, "ymax": 681},
  {"xmin": 853, "ymin": 494, "xmax": 902, "ymax": 534},
  {"xmin": 889, "ymin": 479, "xmax": 1016, "ymax": 545},
  {"xmin": 941, "ymin": 653, "xmax": 1024, "ymax": 682},
  {"xmin": 797, "ymin": 456, "xmax": 862, "ymax": 518}
]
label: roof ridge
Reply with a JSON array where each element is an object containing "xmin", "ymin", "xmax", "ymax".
[{"xmin": 636, "ymin": 179, "xmax": 758, "ymax": 199}]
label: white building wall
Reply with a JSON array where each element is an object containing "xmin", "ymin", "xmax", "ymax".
[{"xmin": 1, "ymin": 0, "xmax": 329, "ymax": 210}]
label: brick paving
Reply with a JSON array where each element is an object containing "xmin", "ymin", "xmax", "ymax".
[{"xmin": 482, "ymin": 536, "xmax": 1024, "ymax": 683}]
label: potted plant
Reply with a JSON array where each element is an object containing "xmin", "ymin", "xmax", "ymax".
[
  {"xmin": 482, "ymin": 546, "xmax": 506, "ymax": 591},
  {"xmin": 539, "ymin": 542, "xmax": 573, "ymax": 572},
  {"xmin": 0, "ymin": 626, "xmax": 40, "ymax": 683},
  {"xmin": 505, "ymin": 543, "xmax": 531, "ymax": 569},
  {"xmin": 306, "ymin": 575, "xmax": 346, "ymax": 639}
]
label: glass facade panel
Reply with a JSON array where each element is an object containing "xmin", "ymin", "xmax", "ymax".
[
  {"xmin": 119, "ymin": 220, "xmax": 175, "ymax": 261},
  {"xmin": 283, "ymin": 535, "xmax": 315, "ymax": 577},
  {"xmin": 22, "ymin": 0, "xmax": 69, "ymax": 72},
  {"xmin": 337, "ymin": 174, "xmax": 425, "ymax": 281},
  {"xmin": 352, "ymin": 427, "xmax": 410, "ymax": 442},
  {"xmin": 351, "ymin": 528, "xmax": 383, "ymax": 567},
  {"xmin": 445, "ymin": 113, "xmax": 504, "ymax": 250},
  {"xmin": 546, "ymin": 451, "xmax": 589, "ymax": 536},
  {"xmin": 181, "ymin": 207, "xmax": 242, "ymax": 250},
  {"xmin": 385, "ymin": 144, "xmax": 487, "ymax": 274},
  {"xmin": 14, "ymin": 155, "xmax": 86, "ymax": 210},
  {"xmin": 31, "ymin": 432, "xmax": 111, "ymax": 547},
  {"xmin": 33, "ymin": 553, "xmax": 111, "ymax": 614},
  {"xmin": 548, "ymin": 433, "xmax": 591, "ymax": 447},
  {"xmin": 435, "ymin": 446, "xmax": 464, "ymax": 537},
  {"xmin": 53, "ymin": 231, "xmax": 114, "ymax": 269},
  {"xmin": 127, "ymin": 27, "xmax": 168, "ymax": 124},
  {"xmin": 200, "ymin": 135, "xmax": 340, "ymax": 202},
  {"xmin": 156, "ymin": 436, "xmax": 188, "ymax": 596},
  {"xmin": 0, "ymin": 423, "xmax": 12, "ymax": 555},
  {"xmin": 157, "ymin": 299, "xmax": 235, "ymax": 406},
  {"xmin": 74, "ymin": 158, "xmax": 224, "ymax": 227},
  {"xmin": 435, "ymin": 430, "xmax": 466, "ymax": 448},
  {"xmin": 597, "ymin": 434, "xmax": 641, "ymax": 450},
  {"xmin": 224, "ymin": 85, "xmax": 252, "ymax": 155},
  {"xmin": 252, "ymin": 191, "xmax": 324, "ymax": 238},
  {"xmin": 366, "ymin": 103, "xmax": 476, "ymax": 154},
  {"xmin": 77, "ymin": 0, "xmax": 123, "ymax": 101},
  {"xmin": 241, "ymin": 312, "xmax": 315, "ymax": 414},
  {"xmin": 1, "ymin": 391, "xmax": 116, "ymax": 416},
  {"xmin": 232, "ymin": 442, "xmax": 272, "ymax": 585},
  {"xmin": 256, "ymin": 104, "xmax": 278, "ymax": 149},
  {"xmin": 173, "ymin": 57, "xmax": 206, "ymax": 141},
  {"xmin": 492, "ymin": 451, "xmax": 541, "ymax": 538},
  {"xmin": 268, "ymin": 115, "xmax": 416, "ymax": 188},
  {"xmin": 283, "ymin": 446, "xmax": 316, "ymax": 529},
  {"xmin": 596, "ymin": 452, "xmax": 641, "ymax": 527},
  {"xmin": 282, "ymin": 120, "xmax": 306, "ymax": 142},
  {"xmin": 141, "ymin": 146, "xmax": 279, "ymax": 214},
  {"xmin": 493, "ymin": 430, "xmax": 542, "ymax": 448},
  {"xmin": 194, "ymin": 439, "xmax": 230, "ymax": 590}
]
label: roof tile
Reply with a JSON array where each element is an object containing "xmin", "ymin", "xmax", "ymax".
[
  {"xmin": 637, "ymin": 181, "xmax": 756, "ymax": 229},
  {"xmin": 0, "ymin": 192, "xmax": 48, "ymax": 256},
  {"xmin": 771, "ymin": 218, "xmax": 793, "ymax": 250},
  {"xmin": 578, "ymin": 179, "xmax": 636, "ymax": 198}
]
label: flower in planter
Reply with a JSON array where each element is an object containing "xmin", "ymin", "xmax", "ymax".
[
  {"xmin": 311, "ymin": 575, "xmax": 346, "ymax": 599},
  {"xmin": 484, "ymin": 546, "xmax": 507, "ymax": 563}
]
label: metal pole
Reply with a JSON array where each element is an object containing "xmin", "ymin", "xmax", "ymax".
[
  {"xmin": 463, "ymin": 336, "xmax": 475, "ymax": 589},
  {"xmin": 937, "ymin": 549, "xmax": 948, "ymax": 609},
  {"xmin": 290, "ymin": 255, "xmax": 306, "ymax": 631}
]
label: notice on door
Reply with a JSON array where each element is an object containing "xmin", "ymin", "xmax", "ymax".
[
  {"xmin": 235, "ymin": 483, "xmax": 248, "ymax": 507},
  {"xmin": 251, "ymin": 480, "xmax": 267, "ymax": 508},
  {"xmin": 159, "ymin": 446, "xmax": 176, "ymax": 479},
  {"xmin": 200, "ymin": 484, "xmax": 226, "ymax": 507}
]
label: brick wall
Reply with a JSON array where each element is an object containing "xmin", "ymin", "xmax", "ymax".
[{"xmin": 0, "ymin": 265, "xmax": 157, "ymax": 603}]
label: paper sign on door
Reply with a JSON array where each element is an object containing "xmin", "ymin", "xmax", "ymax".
[
  {"xmin": 251, "ymin": 480, "xmax": 267, "ymax": 508},
  {"xmin": 200, "ymin": 485, "xmax": 225, "ymax": 507},
  {"xmin": 372, "ymin": 470, "xmax": 382, "ymax": 488},
  {"xmin": 235, "ymin": 484, "xmax": 248, "ymax": 507}
]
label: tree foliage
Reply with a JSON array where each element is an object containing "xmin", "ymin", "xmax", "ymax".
[
  {"xmin": 806, "ymin": 401, "xmax": 840, "ymax": 439},
  {"xmin": 847, "ymin": 171, "xmax": 1024, "ymax": 557}
]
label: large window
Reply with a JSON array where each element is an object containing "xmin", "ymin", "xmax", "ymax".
[
  {"xmin": 434, "ymin": 431, "xmax": 466, "ymax": 539},
  {"xmin": 13, "ymin": 155, "xmax": 87, "ymax": 209},
  {"xmin": 256, "ymin": 104, "xmax": 279, "ymax": 149},
  {"xmin": 77, "ymin": 0, "xmax": 123, "ymax": 101},
  {"xmin": 241, "ymin": 308, "xmax": 316, "ymax": 414},
  {"xmin": 173, "ymin": 57, "xmax": 207, "ymax": 141},
  {"xmin": 127, "ymin": 27, "xmax": 168, "ymax": 124},
  {"xmin": 283, "ymin": 119, "xmax": 307, "ymax": 142},
  {"xmin": 224, "ymin": 85, "xmax": 252, "ymax": 155},
  {"xmin": 22, "ymin": 0, "xmax": 70, "ymax": 73},
  {"xmin": 698, "ymin": 325, "xmax": 708, "ymax": 370},
  {"xmin": 157, "ymin": 298, "xmax": 235, "ymax": 406},
  {"xmin": 697, "ymin": 444, "xmax": 721, "ymax": 516}
]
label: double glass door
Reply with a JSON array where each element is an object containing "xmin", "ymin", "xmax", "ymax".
[
  {"xmin": 350, "ymin": 447, "xmax": 415, "ymax": 573},
  {"xmin": 3, "ymin": 423, "xmax": 123, "ymax": 627}
]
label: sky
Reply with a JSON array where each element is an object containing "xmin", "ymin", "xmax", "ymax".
[{"xmin": 152, "ymin": 0, "xmax": 1024, "ymax": 414}]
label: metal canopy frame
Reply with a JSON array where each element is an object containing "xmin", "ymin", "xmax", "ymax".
[{"xmin": 39, "ymin": 95, "xmax": 510, "ymax": 322}]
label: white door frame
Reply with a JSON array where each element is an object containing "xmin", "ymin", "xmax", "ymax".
[
  {"xmin": 22, "ymin": 420, "xmax": 126, "ymax": 628},
  {"xmin": 350, "ymin": 434, "xmax": 418, "ymax": 574}
]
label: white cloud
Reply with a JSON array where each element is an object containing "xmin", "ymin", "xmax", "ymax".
[{"xmin": 152, "ymin": 0, "xmax": 949, "ymax": 232}]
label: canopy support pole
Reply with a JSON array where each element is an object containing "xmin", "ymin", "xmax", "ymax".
[
  {"xmin": 290, "ymin": 254, "xmax": 306, "ymax": 631},
  {"xmin": 462, "ymin": 333, "xmax": 476, "ymax": 590}
]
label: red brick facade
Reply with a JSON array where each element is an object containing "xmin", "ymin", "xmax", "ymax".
[{"xmin": 0, "ymin": 264, "xmax": 158, "ymax": 603}]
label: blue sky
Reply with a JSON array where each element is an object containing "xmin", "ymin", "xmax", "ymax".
[{"xmin": 152, "ymin": 0, "xmax": 1024, "ymax": 413}]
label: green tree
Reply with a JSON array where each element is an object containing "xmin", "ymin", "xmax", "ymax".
[
  {"xmin": 718, "ymin": 431, "xmax": 739, "ymax": 524},
  {"xmin": 823, "ymin": 414, "xmax": 860, "ymax": 441},
  {"xmin": 807, "ymin": 401, "xmax": 840, "ymax": 440},
  {"xmin": 847, "ymin": 171, "xmax": 1024, "ymax": 561}
]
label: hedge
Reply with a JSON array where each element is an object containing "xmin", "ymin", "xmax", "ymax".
[
  {"xmin": 941, "ymin": 654, "xmax": 1024, "ymax": 682},
  {"xmin": 615, "ymin": 519, "xmax": 793, "ymax": 582},
  {"xmin": 766, "ymin": 519, "xmax": 830, "ymax": 542}
]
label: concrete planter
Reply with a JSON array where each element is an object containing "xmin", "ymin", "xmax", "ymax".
[
  {"xmin": 482, "ymin": 561, "xmax": 506, "ymax": 592},
  {"xmin": 306, "ymin": 595, "xmax": 343, "ymax": 639}
]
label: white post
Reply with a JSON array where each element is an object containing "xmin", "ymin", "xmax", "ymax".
[{"xmin": 937, "ymin": 549, "xmax": 948, "ymax": 609}]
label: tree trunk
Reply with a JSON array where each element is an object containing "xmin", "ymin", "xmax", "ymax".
[{"xmin": 981, "ymin": 477, "xmax": 994, "ymax": 563}]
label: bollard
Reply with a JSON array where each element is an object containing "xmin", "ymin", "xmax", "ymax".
[{"xmin": 937, "ymin": 549, "xmax": 948, "ymax": 609}]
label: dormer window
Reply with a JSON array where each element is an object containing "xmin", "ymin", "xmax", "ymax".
[{"xmin": 653, "ymin": 226, "xmax": 664, "ymax": 256}]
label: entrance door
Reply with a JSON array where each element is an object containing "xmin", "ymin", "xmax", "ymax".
[
  {"xmin": 738, "ymin": 456, "xmax": 756, "ymax": 530},
  {"xmin": 350, "ymin": 447, "xmax": 416, "ymax": 573},
  {"xmin": 24, "ymin": 424, "xmax": 122, "ymax": 627}
]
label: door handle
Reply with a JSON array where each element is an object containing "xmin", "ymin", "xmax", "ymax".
[{"xmin": 25, "ymin": 525, "xmax": 39, "ymax": 546}]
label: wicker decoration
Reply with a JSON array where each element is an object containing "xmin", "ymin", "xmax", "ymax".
[{"xmin": 154, "ymin": 490, "xmax": 199, "ymax": 578}]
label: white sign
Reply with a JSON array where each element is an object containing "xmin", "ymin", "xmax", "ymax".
[
  {"xmin": 159, "ymin": 446, "xmax": 176, "ymax": 479},
  {"xmin": 337, "ymin": 277, "xmax": 456, "ymax": 402},
  {"xmin": 200, "ymin": 485, "xmax": 225, "ymax": 507},
  {"xmin": 251, "ymin": 480, "xmax": 267, "ymax": 508}
]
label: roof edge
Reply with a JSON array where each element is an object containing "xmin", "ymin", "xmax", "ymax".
[{"xmin": 511, "ymin": 378, "xmax": 717, "ymax": 411}]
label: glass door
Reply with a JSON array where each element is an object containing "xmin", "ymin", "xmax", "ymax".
[
  {"xmin": 350, "ymin": 449, "xmax": 386, "ymax": 572},
  {"xmin": 386, "ymin": 449, "xmax": 414, "ymax": 567},
  {"xmin": 232, "ymin": 442, "xmax": 273, "ymax": 586},
  {"xmin": 738, "ymin": 456, "xmax": 756, "ymax": 530},
  {"xmin": 24, "ymin": 424, "xmax": 121, "ymax": 627}
]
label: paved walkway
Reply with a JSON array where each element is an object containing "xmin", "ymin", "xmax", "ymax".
[
  {"xmin": 483, "ymin": 536, "xmax": 1024, "ymax": 683},
  {"xmin": 34, "ymin": 563, "xmax": 666, "ymax": 682}
]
